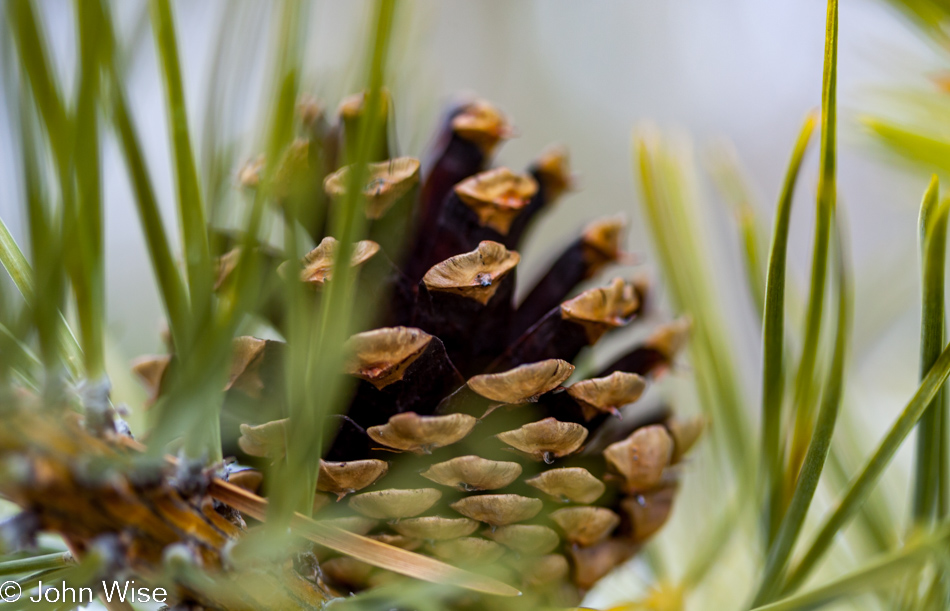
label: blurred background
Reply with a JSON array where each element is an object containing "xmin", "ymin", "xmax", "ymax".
[
  {"xmin": 0, "ymin": 0, "xmax": 933, "ymax": 364},
  {"xmin": 0, "ymin": 1, "xmax": 945, "ymax": 605}
]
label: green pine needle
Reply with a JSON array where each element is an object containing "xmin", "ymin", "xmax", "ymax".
[
  {"xmin": 150, "ymin": 0, "xmax": 214, "ymax": 331},
  {"xmin": 911, "ymin": 177, "xmax": 949, "ymax": 525},
  {"xmin": 760, "ymin": 111, "xmax": 818, "ymax": 546},
  {"xmin": 785, "ymin": 0, "xmax": 839, "ymax": 519},
  {"xmin": 752, "ymin": 525, "xmax": 949, "ymax": 611},
  {"xmin": 0, "ymin": 552, "xmax": 72, "ymax": 578},
  {"xmin": 753, "ymin": 208, "xmax": 852, "ymax": 606},
  {"xmin": 782, "ymin": 337, "xmax": 950, "ymax": 594}
]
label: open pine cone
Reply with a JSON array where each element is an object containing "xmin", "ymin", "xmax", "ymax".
[
  {"xmin": 213, "ymin": 95, "xmax": 703, "ymax": 605},
  {"xmin": 0, "ymin": 94, "xmax": 700, "ymax": 610}
]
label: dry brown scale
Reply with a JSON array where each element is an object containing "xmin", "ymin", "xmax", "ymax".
[{"xmin": 0, "ymin": 93, "xmax": 701, "ymax": 610}]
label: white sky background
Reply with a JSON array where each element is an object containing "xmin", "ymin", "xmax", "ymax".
[{"xmin": 0, "ymin": 1, "xmax": 943, "ymax": 601}]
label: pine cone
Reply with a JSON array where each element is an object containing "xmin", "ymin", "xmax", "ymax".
[
  {"xmin": 0, "ymin": 94, "xmax": 700, "ymax": 610},
  {"xmin": 215, "ymin": 95, "xmax": 703, "ymax": 605}
]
